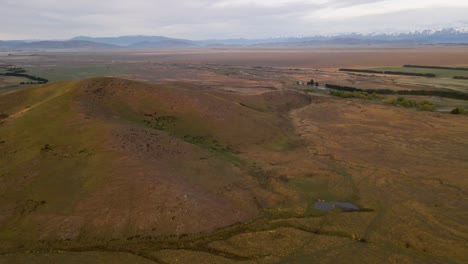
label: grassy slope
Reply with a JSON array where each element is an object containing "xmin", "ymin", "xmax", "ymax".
[
  {"xmin": 289, "ymin": 98, "xmax": 468, "ymax": 262},
  {"xmin": 0, "ymin": 78, "xmax": 314, "ymax": 255},
  {"xmin": 0, "ymin": 78, "xmax": 467, "ymax": 263}
]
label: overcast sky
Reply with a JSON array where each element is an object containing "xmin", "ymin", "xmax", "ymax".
[{"xmin": 1, "ymin": 0, "xmax": 468, "ymax": 40}]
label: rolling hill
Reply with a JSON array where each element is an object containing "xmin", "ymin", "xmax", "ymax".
[
  {"xmin": 72, "ymin": 35, "xmax": 198, "ymax": 47},
  {"xmin": 128, "ymin": 40, "xmax": 197, "ymax": 49},
  {"xmin": 0, "ymin": 78, "xmax": 313, "ymax": 257},
  {"xmin": 13, "ymin": 40, "xmax": 119, "ymax": 50},
  {"xmin": 0, "ymin": 78, "xmax": 467, "ymax": 263}
]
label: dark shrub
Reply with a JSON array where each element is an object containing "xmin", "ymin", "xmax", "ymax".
[{"xmin": 451, "ymin": 107, "xmax": 465, "ymax": 114}]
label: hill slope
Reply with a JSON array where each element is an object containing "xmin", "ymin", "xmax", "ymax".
[
  {"xmin": 0, "ymin": 78, "xmax": 467, "ymax": 263},
  {"xmin": 0, "ymin": 78, "xmax": 310, "ymax": 244}
]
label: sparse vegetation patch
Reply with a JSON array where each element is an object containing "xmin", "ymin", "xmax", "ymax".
[
  {"xmin": 183, "ymin": 135, "xmax": 230, "ymax": 152},
  {"xmin": 143, "ymin": 113, "xmax": 177, "ymax": 130},
  {"xmin": 19, "ymin": 199, "xmax": 46, "ymax": 215},
  {"xmin": 40, "ymin": 144, "xmax": 53, "ymax": 153}
]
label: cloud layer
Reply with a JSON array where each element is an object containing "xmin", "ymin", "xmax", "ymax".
[{"xmin": 1, "ymin": 0, "xmax": 468, "ymax": 39}]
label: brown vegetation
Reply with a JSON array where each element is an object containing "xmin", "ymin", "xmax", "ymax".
[{"xmin": 0, "ymin": 47, "xmax": 467, "ymax": 263}]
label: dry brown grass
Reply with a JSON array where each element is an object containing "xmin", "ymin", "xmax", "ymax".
[{"xmin": 0, "ymin": 47, "xmax": 467, "ymax": 263}]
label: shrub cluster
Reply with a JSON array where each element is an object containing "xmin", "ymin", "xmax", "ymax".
[
  {"xmin": 384, "ymin": 97, "xmax": 435, "ymax": 111},
  {"xmin": 325, "ymin": 84, "xmax": 361, "ymax": 92},
  {"xmin": 330, "ymin": 90, "xmax": 381, "ymax": 100},
  {"xmin": 306, "ymin": 79, "xmax": 319, "ymax": 86},
  {"xmin": 451, "ymin": 107, "xmax": 465, "ymax": 114}
]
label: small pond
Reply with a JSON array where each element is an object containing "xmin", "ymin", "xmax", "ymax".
[{"xmin": 314, "ymin": 201, "xmax": 360, "ymax": 212}]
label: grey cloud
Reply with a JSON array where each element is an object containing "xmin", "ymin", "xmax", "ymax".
[{"xmin": 0, "ymin": 0, "xmax": 467, "ymax": 40}]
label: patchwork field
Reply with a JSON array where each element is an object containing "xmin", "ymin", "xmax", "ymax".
[{"xmin": 0, "ymin": 47, "xmax": 467, "ymax": 263}]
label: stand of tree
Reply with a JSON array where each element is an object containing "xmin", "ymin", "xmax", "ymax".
[
  {"xmin": 453, "ymin": 76, "xmax": 468, "ymax": 80},
  {"xmin": 403, "ymin": 65, "xmax": 468, "ymax": 71},
  {"xmin": 325, "ymin": 83, "xmax": 468, "ymax": 100},
  {"xmin": 306, "ymin": 79, "xmax": 319, "ymax": 86},
  {"xmin": 0, "ymin": 72, "xmax": 48, "ymax": 84},
  {"xmin": 339, "ymin": 68, "xmax": 436, "ymax": 78},
  {"xmin": 6, "ymin": 67, "xmax": 26, "ymax": 73}
]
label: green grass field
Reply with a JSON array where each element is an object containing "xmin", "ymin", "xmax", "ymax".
[{"xmin": 25, "ymin": 65, "xmax": 129, "ymax": 82}]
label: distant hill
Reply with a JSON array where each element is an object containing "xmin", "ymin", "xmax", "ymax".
[
  {"xmin": 1, "ymin": 28, "xmax": 468, "ymax": 50},
  {"xmin": 201, "ymin": 28, "xmax": 468, "ymax": 46},
  {"xmin": 12, "ymin": 40, "xmax": 119, "ymax": 50},
  {"xmin": 254, "ymin": 38, "xmax": 422, "ymax": 47},
  {"xmin": 128, "ymin": 40, "xmax": 198, "ymax": 49},
  {"xmin": 342, "ymin": 28, "xmax": 468, "ymax": 43},
  {"xmin": 72, "ymin": 35, "xmax": 197, "ymax": 47},
  {"xmin": 0, "ymin": 40, "xmax": 27, "ymax": 49}
]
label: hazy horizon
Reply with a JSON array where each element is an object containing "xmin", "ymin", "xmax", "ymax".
[{"xmin": 2, "ymin": 0, "xmax": 468, "ymax": 40}]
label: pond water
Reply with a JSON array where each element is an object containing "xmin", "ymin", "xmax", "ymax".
[{"xmin": 314, "ymin": 201, "xmax": 360, "ymax": 212}]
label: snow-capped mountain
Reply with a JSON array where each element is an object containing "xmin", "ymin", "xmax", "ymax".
[{"xmin": 1, "ymin": 28, "xmax": 468, "ymax": 50}]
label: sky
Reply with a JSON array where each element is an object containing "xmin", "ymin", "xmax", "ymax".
[{"xmin": 1, "ymin": 0, "xmax": 468, "ymax": 40}]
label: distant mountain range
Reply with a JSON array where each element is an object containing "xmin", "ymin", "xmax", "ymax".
[
  {"xmin": 14, "ymin": 40, "xmax": 117, "ymax": 50},
  {"xmin": 1, "ymin": 28, "xmax": 468, "ymax": 50},
  {"xmin": 71, "ymin": 36, "xmax": 198, "ymax": 48}
]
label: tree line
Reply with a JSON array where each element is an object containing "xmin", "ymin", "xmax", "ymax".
[
  {"xmin": 403, "ymin": 65, "xmax": 468, "ymax": 71},
  {"xmin": 0, "ymin": 72, "xmax": 48, "ymax": 84},
  {"xmin": 339, "ymin": 68, "xmax": 436, "ymax": 78},
  {"xmin": 325, "ymin": 83, "xmax": 468, "ymax": 100}
]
